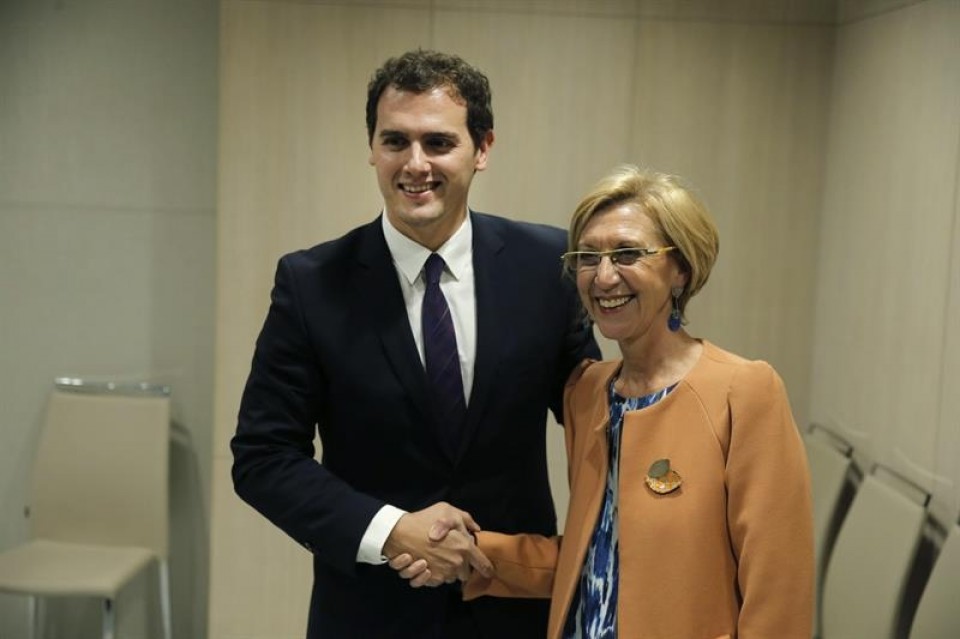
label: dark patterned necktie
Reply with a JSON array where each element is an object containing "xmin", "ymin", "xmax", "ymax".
[{"xmin": 422, "ymin": 253, "xmax": 466, "ymax": 452}]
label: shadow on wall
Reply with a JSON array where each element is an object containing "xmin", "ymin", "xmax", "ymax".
[{"xmin": 170, "ymin": 420, "xmax": 210, "ymax": 639}]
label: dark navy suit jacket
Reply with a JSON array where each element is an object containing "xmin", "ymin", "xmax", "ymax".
[{"xmin": 232, "ymin": 212, "xmax": 599, "ymax": 638}]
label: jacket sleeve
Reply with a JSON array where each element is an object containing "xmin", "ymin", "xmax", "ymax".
[
  {"xmin": 727, "ymin": 361, "xmax": 814, "ymax": 638},
  {"xmin": 462, "ymin": 531, "xmax": 560, "ymax": 600},
  {"xmin": 549, "ymin": 245, "xmax": 600, "ymax": 424},
  {"xmin": 230, "ymin": 256, "xmax": 384, "ymax": 577}
]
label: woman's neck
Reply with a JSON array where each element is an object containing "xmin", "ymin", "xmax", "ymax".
[{"xmin": 615, "ymin": 332, "xmax": 702, "ymax": 397}]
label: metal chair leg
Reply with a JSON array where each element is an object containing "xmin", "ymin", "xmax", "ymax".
[
  {"xmin": 27, "ymin": 594, "xmax": 38, "ymax": 639},
  {"xmin": 102, "ymin": 598, "xmax": 115, "ymax": 639},
  {"xmin": 159, "ymin": 559, "xmax": 172, "ymax": 639}
]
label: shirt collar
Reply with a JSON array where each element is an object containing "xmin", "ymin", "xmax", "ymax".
[{"xmin": 382, "ymin": 211, "xmax": 473, "ymax": 285}]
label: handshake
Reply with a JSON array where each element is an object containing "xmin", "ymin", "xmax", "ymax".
[{"xmin": 383, "ymin": 502, "xmax": 494, "ymax": 588}]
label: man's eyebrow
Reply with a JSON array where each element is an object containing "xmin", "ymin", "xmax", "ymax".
[
  {"xmin": 425, "ymin": 132, "xmax": 459, "ymax": 141},
  {"xmin": 377, "ymin": 129, "xmax": 460, "ymax": 139}
]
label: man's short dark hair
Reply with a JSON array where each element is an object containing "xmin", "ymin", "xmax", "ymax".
[{"xmin": 366, "ymin": 49, "xmax": 494, "ymax": 149}]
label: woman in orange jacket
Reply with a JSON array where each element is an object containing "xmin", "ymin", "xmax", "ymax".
[{"xmin": 394, "ymin": 166, "xmax": 814, "ymax": 639}]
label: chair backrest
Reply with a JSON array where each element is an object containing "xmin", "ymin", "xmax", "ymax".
[
  {"xmin": 29, "ymin": 388, "xmax": 171, "ymax": 558},
  {"xmin": 803, "ymin": 427, "xmax": 855, "ymax": 638},
  {"xmin": 821, "ymin": 469, "xmax": 927, "ymax": 639},
  {"xmin": 803, "ymin": 429, "xmax": 853, "ymax": 570},
  {"xmin": 909, "ymin": 521, "xmax": 960, "ymax": 638}
]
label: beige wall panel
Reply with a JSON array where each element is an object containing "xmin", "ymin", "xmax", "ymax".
[
  {"xmin": 437, "ymin": 0, "xmax": 837, "ymax": 23},
  {"xmin": 431, "ymin": 10, "xmax": 637, "ymax": 229},
  {"xmin": 628, "ymin": 21, "xmax": 833, "ymax": 425},
  {"xmin": 0, "ymin": 0, "xmax": 217, "ymax": 212},
  {"xmin": 810, "ymin": 0, "xmax": 959, "ymax": 514},
  {"xmin": 838, "ymin": 0, "xmax": 924, "ymax": 22},
  {"xmin": 436, "ymin": 0, "xmax": 638, "ymax": 17},
  {"xmin": 0, "ymin": 1, "xmax": 217, "ymax": 635},
  {"xmin": 938, "ymin": 157, "xmax": 960, "ymax": 524},
  {"xmin": 209, "ymin": 457, "xmax": 315, "ymax": 638},
  {"xmin": 254, "ymin": 0, "xmax": 430, "ymax": 5}
]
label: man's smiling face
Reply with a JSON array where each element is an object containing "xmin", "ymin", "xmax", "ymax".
[{"xmin": 369, "ymin": 85, "xmax": 492, "ymax": 250}]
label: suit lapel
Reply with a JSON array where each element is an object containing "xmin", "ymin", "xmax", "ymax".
[
  {"xmin": 355, "ymin": 219, "xmax": 432, "ymax": 426},
  {"xmin": 457, "ymin": 214, "xmax": 506, "ymax": 459}
]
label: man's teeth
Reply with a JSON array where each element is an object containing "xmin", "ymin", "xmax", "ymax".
[
  {"xmin": 598, "ymin": 296, "xmax": 631, "ymax": 309},
  {"xmin": 402, "ymin": 183, "xmax": 434, "ymax": 193}
]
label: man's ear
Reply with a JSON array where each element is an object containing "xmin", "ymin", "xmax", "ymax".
[{"xmin": 474, "ymin": 130, "xmax": 495, "ymax": 171}]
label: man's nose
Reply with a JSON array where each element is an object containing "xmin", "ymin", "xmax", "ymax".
[{"xmin": 405, "ymin": 143, "xmax": 429, "ymax": 172}]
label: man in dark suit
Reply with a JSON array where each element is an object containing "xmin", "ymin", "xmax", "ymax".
[{"xmin": 231, "ymin": 49, "xmax": 599, "ymax": 638}]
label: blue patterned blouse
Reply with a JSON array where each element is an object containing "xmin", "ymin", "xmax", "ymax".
[{"xmin": 562, "ymin": 380, "xmax": 674, "ymax": 639}]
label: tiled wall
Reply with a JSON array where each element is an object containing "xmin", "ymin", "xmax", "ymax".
[
  {"xmin": 809, "ymin": 0, "xmax": 960, "ymax": 526},
  {"xmin": 0, "ymin": 0, "xmax": 218, "ymax": 636}
]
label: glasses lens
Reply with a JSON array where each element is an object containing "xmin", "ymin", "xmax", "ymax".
[
  {"xmin": 578, "ymin": 253, "xmax": 602, "ymax": 268},
  {"xmin": 611, "ymin": 248, "xmax": 643, "ymax": 266}
]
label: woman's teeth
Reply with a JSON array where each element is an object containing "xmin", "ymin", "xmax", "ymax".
[{"xmin": 598, "ymin": 296, "xmax": 631, "ymax": 309}]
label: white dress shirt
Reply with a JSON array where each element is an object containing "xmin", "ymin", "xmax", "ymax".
[{"xmin": 355, "ymin": 211, "xmax": 477, "ymax": 564}]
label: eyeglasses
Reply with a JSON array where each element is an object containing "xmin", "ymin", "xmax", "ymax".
[{"xmin": 561, "ymin": 246, "xmax": 676, "ymax": 274}]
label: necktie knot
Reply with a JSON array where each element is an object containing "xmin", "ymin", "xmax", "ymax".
[{"xmin": 424, "ymin": 253, "xmax": 445, "ymax": 286}]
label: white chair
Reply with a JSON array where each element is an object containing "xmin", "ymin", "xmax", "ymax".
[
  {"xmin": 0, "ymin": 385, "xmax": 172, "ymax": 639},
  {"xmin": 909, "ymin": 521, "xmax": 960, "ymax": 638},
  {"xmin": 821, "ymin": 465, "xmax": 928, "ymax": 639},
  {"xmin": 802, "ymin": 425, "xmax": 854, "ymax": 638}
]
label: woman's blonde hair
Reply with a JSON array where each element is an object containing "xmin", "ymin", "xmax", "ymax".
[{"xmin": 569, "ymin": 165, "xmax": 720, "ymax": 322}]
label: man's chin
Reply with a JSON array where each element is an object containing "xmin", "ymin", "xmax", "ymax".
[{"xmin": 394, "ymin": 207, "xmax": 446, "ymax": 227}]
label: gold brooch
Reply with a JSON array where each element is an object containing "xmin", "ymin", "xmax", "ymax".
[{"xmin": 645, "ymin": 458, "xmax": 682, "ymax": 494}]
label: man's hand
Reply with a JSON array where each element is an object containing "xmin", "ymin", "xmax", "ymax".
[
  {"xmin": 383, "ymin": 502, "xmax": 492, "ymax": 587},
  {"xmin": 387, "ymin": 515, "xmax": 464, "ymax": 587}
]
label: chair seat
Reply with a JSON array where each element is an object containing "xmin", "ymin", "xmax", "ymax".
[{"xmin": 0, "ymin": 539, "xmax": 155, "ymax": 597}]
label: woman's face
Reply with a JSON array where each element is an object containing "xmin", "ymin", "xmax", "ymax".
[{"xmin": 574, "ymin": 202, "xmax": 688, "ymax": 347}]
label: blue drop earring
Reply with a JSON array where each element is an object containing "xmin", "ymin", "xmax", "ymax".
[{"xmin": 668, "ymin": 286, "xmax": 683, "ymax": 332}]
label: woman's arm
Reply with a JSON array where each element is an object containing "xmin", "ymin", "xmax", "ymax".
[
  {"xmin": 727, "ymin": 361, "xmax": 815, "ymax": 638},
  {"xmin": 462, "ymin": 532, "xmax": 561, "ymax": 599}
]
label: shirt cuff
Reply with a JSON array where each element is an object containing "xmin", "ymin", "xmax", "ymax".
[{"xmin": 356, "ymin": 504, "xmax": 406, "ymax": 565}]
